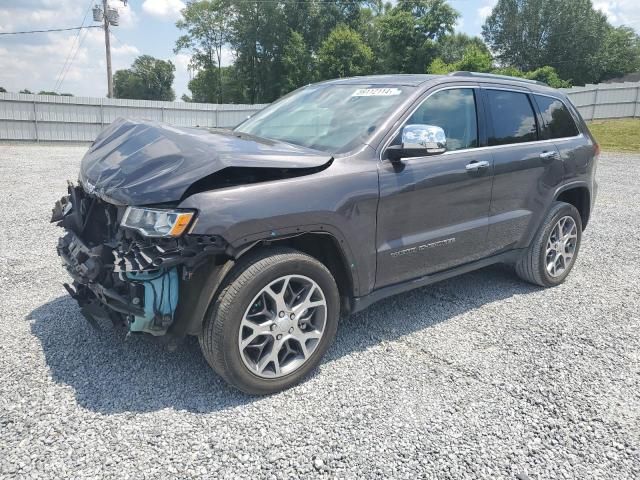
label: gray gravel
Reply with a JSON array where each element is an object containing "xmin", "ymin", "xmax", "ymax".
[{"xmin": 1, "ymin": 144, "xmax": 639, "ymax": 479}]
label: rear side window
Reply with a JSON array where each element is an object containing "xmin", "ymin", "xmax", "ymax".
[
  {"xmin": 486, "ymin": 90, "xmax": 537, "ymax": 146},
  {"xmin": 534, "ymin": 95, "xmax": 579, "ymax": 139}
]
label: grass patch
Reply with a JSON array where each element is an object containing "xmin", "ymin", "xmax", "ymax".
[{"xmin": 587, "ymin": 118, "xmax": 640, "ymax": 153}]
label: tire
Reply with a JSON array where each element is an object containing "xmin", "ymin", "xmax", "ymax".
[
  {"xmin": 515, "ymin": 201, "xmax": 583, "ymax": 287},
  {"xmin": 198, "ymin": 247, "xmax": 340, "ymax": 395}
]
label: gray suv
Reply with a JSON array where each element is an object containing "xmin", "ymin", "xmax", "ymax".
[{"xmin": 52, "ymin": 72, "xmax": 598, "ymax": 394}]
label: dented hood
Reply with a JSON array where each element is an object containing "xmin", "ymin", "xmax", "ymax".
[{"xmin": 79, "ymin": 117, "xmax": 332, "ymax": 205}]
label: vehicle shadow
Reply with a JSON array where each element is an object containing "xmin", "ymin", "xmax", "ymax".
[{"xmin": 27, "ymin": 264, "xmax": 539, "ymax": 414}]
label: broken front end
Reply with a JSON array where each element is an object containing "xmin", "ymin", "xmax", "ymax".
[{"xmin": 51, "ymin": 183, "xmax": 227, "ymax": 336}]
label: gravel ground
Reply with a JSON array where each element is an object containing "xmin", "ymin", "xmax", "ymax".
[{"xmin": 0, "ymin": 144, "xmax": 638, "ymax": 479}]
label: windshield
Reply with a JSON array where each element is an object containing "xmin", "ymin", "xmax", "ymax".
[{"xmin": 234, "ymin": 84, "xmax": 415, "ymax": 154}]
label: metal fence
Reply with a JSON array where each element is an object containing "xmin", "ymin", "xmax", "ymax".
[
  {"xmin": 560, "ymin": 81, "xmax": 640, "ymax": 120},
  {"xmin": 0, "ymin": 81, "xmax": 638, "ymax": 142},
  {"xmin": 0, "ymin": 92, "xmax": 268, "ymax": 142}
]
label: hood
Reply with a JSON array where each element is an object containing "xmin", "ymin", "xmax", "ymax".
[{"xmin": 79, "ymin": 117, "xmax": 332, "ymax": 205}]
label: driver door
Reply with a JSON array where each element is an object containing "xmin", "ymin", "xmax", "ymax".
[{"xmin": 375, "ymin": 86, "xmax": 494, "ymax": 288}]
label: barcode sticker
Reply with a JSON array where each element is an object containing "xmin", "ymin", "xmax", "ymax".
[{"xmin": 352, "ymin": 88, "xmax": 402, "ymax": 97}]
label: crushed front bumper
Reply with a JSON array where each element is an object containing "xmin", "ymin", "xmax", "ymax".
[{"xmin": 52, "ymin": 183, "xmax": 227, "ymax": 336}]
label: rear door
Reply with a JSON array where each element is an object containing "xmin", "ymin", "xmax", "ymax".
[
  {"xmin": 481, "ymin": 87, "xmax": 564, "ymax": 254},
  {"xmin": 375, "ymin": 86, "xmax": 494, "ymax": 288}
]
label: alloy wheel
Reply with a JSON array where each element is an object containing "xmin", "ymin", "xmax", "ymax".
[
  {"xmin": 238, "ymin": 275, "xmax": 327, "ymax": 378},
  {"xmin": 545, "ymin": 215, "xmax": 578, "ymax": 277}
]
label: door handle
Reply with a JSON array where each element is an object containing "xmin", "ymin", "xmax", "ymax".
[
  {"xmin": 465, "ymin": 160, "xmax": 490, "ymax": 171},
  {"xmin": 540, "ymin": 151, "xmax": 558, "ymax": 160}
]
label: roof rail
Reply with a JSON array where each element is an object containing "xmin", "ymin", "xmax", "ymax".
[{"xmin": 448, "ymin": 71, "xmax": 548, "ymax": 87}]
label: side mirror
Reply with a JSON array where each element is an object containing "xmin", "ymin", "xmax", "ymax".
[{"xmin": 387, "ymin": 124, "xmax": 447, "ymax": 162}]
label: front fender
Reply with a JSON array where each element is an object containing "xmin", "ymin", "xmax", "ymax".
[{"xmin": 178, "ymin": 158, "xmax": 380, "ymax": 296}]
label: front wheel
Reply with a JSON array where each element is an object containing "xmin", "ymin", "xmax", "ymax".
[
  {"xmin": 199, "ymin": 248, "xmax": 340, "ymax": 395},
  {"xmin": 515, "ymin": 201, "xmax": 583, "ymax": 287}
]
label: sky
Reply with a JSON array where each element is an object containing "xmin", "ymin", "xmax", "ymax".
[{"xmin": 0, "ymin": 0, "xmax": 639, "ymax": 100}]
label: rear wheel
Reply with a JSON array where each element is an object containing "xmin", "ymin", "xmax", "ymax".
[
  {"xmin": 515, "ymin": 201, "xmax": 582, "ymax": 287},
  {"xmin": 199, "ymin": 248, "xmax": 339, "ymax": 395}
]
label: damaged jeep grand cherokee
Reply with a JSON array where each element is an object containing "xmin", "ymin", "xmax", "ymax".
[{"xmin": 52, "ymin": 73, "xmax": 598, "ymax": 394}]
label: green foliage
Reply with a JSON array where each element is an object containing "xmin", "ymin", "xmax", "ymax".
[
  {"xmin": 482, "ymin": 0, "xmax": 640, "ymax": 85},
  {"xmin": 0, "ymin": 86, "xmax": 6, "ymax": 93},
  {"xmin": 456, "ymin": 45, "xmax": 493, "ymax": 72},
  {"xmin": 427, "ymin": 58, "xmax": 453, "ymax": 74},
  {"xmin": 428, "ymin": 44, "xmax": 492, "ymax": 74},
  {"xmin": 490, "ymin": 66, "xmax": 525, "ymax": 78},
  {"xmin": 375, "ymin": 0, "xmax": 458, "ymax": 73},
  {"xmin": 318, "ymin": 25, "xmax": 373, "ymax": 79},
  {"xmin": 37, "ymin": 91, "xmax": 72, "ymax": 96},
  {"xmin": 19, "ymin": 89, "xmax": 33, "ymax": 94},
  {"xmin": 282, "ymin": 31, "xmax": 316, "ymax": 93},
  {"xmin": 187, "ymin": 65, "xmax": 246, "ymax": 104},
  {"xmin": 171, "ymin": 0, "xmax": 637, "ymax": 103},
  {"xmin": 175, "ymin": 0, "xmax": 230, "ymax": 103},
  {"xmin": 436, "ymin": 33, "xmax": 489, "ymax": 65},
  {"xmin": 427, "ymin": 47, "xmax": 571, "ymax": 88},
  {"xmin": 598, "ymin": 26, "xmax": 640, "ymax": 83},
  {"xmin": 114, "ymin": 55, "xmax": 176, "ymax": 101},
  {"xmin": 525, "ymin": 66, "xmax": 571, "ymax": 88}
]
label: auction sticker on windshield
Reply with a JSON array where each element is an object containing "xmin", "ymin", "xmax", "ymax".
[{"xmin": 352, "ymin": 88, "xmax": 402, "ymax": 97}]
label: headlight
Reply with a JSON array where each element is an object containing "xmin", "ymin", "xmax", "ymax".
[{"xmin": 120, "ymin": 207, "xmax": 195, "ymax": 237}]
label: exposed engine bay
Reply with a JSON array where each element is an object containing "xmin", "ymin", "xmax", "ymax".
[{"xmin": 51, "ymin": 182, "xmax": 227, "ymax": 336}]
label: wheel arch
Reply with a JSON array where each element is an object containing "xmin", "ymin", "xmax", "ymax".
[
  {"xmin": 172, "ymin": 230, "xmax": 356, "ymax": 337},
  {"xmin": 554, "ymin": 183, "xmax": 591, "ymax": 229},
  {"xmin": 235, "ymin": 232, "xmax": 356, "ymax": 317}
]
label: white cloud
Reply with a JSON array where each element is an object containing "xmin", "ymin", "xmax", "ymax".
[
  {"xmin": 116, "ymin": 3, "xmax": 138, "ymax": 28},
  {"xmin": 142, "ymin": 0, "xmax": 185, "ymax": 21},
  {"xmin": 477, "ymin": 1, "xmax": 497, "ymax": 23},
  {"xmin": 595, "ymin": 0, "xmax": 640, "ymax": 31},
  {"xmin": 594, "ymin": 1, "xmax": 619, "ymax": 22},
  {"xmin": 0, "ymin": 1, "xmax": 140, "ymax": 96}
]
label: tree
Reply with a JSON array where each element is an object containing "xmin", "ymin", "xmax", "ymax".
[
  {"xmin": 37, "ymin": 91, "xmax": 73, "ymax": 96},
  {"xmin": 175, "ymin": 0, "xmax": 230, "ymax": 104},
  {"xmin": 113, "ymin": 55, "xmax": 176, "ymax": 101},
  {"xmin": 0, "ymin": 87, "xmax": 6, "ymax": 93},
  {"xmin": 281, "ymin": 31, "xmax": 315, "ymax": 93},
  {"xmin": 598, "ymin": 26, "xmax": 640, "ymax": 83},
  {"xmin": 19, "ymin": 89, "xmax": 33, "ymax": 94},
  {"xmin": 318, "ymin": 25, "xmax": 373, "ymax": 79},
  {"xmin": 428, "ymin": 44, "xmax": 493, "ymax": 74},
  {"xmin": 376, "ymin": 0, "xmax": 458, "ymax": 73},
  {"xmin": 187, "ymin": 65, "xmax": 246, "ymax": 104},
  {"xmin": 525, "ymin": 66, "xmax": 571, "ymax": 88},
  {"xmin": 435, "ymin": 33, "xmax": 489, "ymax": 65},
  {"xmin": 482, "ymin": 0, "xmax": 639, "ymax": 85}
]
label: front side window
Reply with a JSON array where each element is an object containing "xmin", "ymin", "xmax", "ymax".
[
  {"xmin": 534, "ymin": 94, "xmax": 579, "ymax": 139},
  {"xmin": 235, "ymin": 84, "xmax": 415, "ymax": 154},
  {"xmin": 486, "ymin": 90, "xmax": 537, "ymax": 146},
  {"xmin": 401, "ymin": 88, "xmax": 478, "ymax": 151}
]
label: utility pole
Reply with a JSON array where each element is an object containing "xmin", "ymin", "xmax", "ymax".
[
  {"xmin": 93, "ymin": 1, "xmax": 126, "ymax": 98},
  {"xmin": 103, "ymin": 0, "xmax": 113, "ymax": 98}
]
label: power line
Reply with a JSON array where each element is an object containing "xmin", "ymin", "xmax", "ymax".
[
  {"xmin": 55, "ymin": 26, "xmax": 93, "ymax": 94},
  {"xmin": 0, "ymin": 25, "xmax": 102, "ymax": 36},
  {"xmin": 54, "ymin": 0, "xmax": 95, "ymax": 93}
]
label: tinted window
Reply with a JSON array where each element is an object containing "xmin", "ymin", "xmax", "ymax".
[
  {"xmin": 534, "ymin": 95, "xmax": 579, "ymax": 139},
  {"xmin": 405, "ymin": 88, "xmax": 478, "ymax": 151},
  {"xmin": 486, "ymin": 90, "xmax": 537, "ymax": 146}
]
